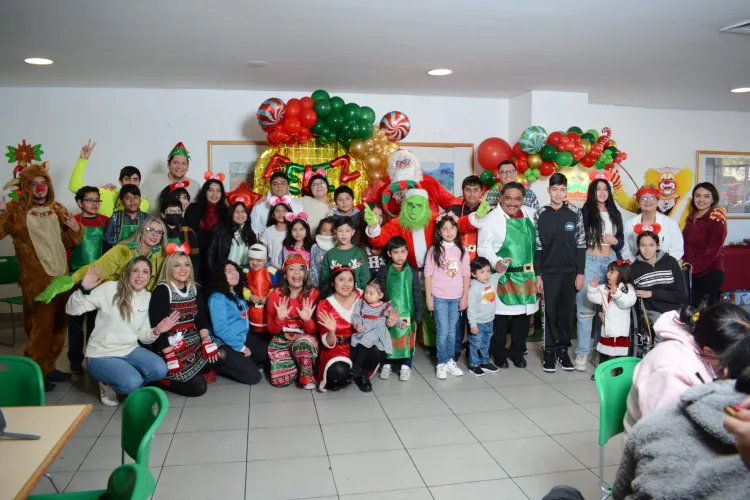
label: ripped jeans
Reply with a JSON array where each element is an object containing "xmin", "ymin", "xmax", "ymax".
[{"xmin": 576, "ymin": 252, "xmax": 617, "ymax": 355}]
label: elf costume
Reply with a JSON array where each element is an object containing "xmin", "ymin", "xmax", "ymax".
[{"xmin": 376, "ymin": 262, "xmax": 423, "ymax": 363}]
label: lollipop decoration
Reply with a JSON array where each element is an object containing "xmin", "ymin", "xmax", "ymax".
[
  {"xmin": 256, "ymin": 98, "xmax": 286, "ymax": 132},
  {"xmin": 519, "ymin": 126, "xmax": 548, "ymax": 154},
  {"xmin": 379, "ymin": 111, "xmax": 411, "ymax": 141}
]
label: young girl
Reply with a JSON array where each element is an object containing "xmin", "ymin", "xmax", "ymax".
[
  {"xmin": 424, "ymin": 212, "xmax": 470, "ymax": 380},
  {"xmin": 361, "ymin": 202, "xmax": 387, "ymax": 277},
  {"xmin": 350, "ymin": 278, "xmax": 399, "ymax": 392},
  {"xmin": 310, "ymin": 217, "xmax": 335, "ymax": 287},
  {"xmin": 260, "ymin": 201, "xmax": 290, "ymax": 267},
  {"xmin": 320, "ymin": 216, "xmax": 370, "ymax": 289},
  {"xmin": 587, "ymin": 260, "xmax": 637, "ymax": 363},
  {"xmin": 279, "ymin": 215, "xmax": 313, "ymax": 267}
]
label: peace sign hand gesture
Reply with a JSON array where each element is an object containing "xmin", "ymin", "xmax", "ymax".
[{"xmin": 80, "ymin": 139, "xmax": 97, "ymax": 160}]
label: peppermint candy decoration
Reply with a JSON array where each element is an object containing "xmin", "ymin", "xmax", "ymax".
[
  {"xmin": 379, "ymin": 111, "xmax": 411, "ymax": 141},
  {"xmin": 520, "ymin": 126, "xmax": 548, "ymax": 154},
  {"xmin": 256, "ymin": 98, "xmax": 286, "ymax": 132}
]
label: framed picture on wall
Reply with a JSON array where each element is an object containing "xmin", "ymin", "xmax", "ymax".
[
  {"xmin": 400, "ymin": 142, "xmax": 475, "ymax": 196},
  {"xmin": 207, "ymin": 140, "xmax": 267, "ymax": 190},
  {"xmin": 696, "ymin": 150, "xmax": 750, "ymax": 218}
]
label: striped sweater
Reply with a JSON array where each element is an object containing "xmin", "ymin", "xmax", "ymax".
[{"xmin": 631, "ymin": 251, "xmax": 688, "ymax": 314}]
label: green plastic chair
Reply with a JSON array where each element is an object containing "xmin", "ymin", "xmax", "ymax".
[
  {"xmin": 28, "ymin": 463, "xmax": 154, "ymax": 500},
  {"xmin": 120, "ymin": 387, "xmax": 169, "ymax": 494},
  {"xmin": 594, "ymin": 356, "xmax": 640, "ymax": 499},
  {"xmin": 0, "ymin": 355, "xmax": 45, "ymax": 407},
  {"xmin": 0, "ymin": 256, "xmax": 23, "ymax": 347}
]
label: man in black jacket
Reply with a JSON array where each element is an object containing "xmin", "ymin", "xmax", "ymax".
[{"xmin": 533, "ymin": 173, "xmax": 586, "ymax": 372}]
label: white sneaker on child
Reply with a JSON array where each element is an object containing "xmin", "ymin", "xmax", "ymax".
[
  {"xmin": 447, "ymin": 360, "xmax": 464, "ymax": 377},
  {"xmin": 574, "ymin": 353, "xmax": 588, "ymax": 372},
  {"xmin": 436, "ymin": 363, "xmax": 448, "ymax": 380},
  {"xmin": 399, "ymin": 365, "xmax": 411, "ymax": 381},
  {"xmin": 303, "ymin": 382, "xmax": 316, "ymax": 390},
  {"xmin": 380, "ymin": 364, "xmax": 392, "ymax": 380},
  {"xmin": 99, "ymin": 382, "xmax": 119, "ymax": 407}
]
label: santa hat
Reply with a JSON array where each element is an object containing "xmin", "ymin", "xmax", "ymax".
[
  {"xmin": 248, "ymin": 243, "xmax": 268, "ymax": 261},
  {"xmin": 168, "ymin": 142, "xmax": 190, "ymax": 160}
]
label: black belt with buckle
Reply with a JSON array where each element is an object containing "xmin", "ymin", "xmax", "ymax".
[
  {"xmin": 336, "ymin": 336, "xmax": 351, "ymax": 346},
  {"xmin": 506, "ymin": 263, "xmax": 534, "ymax": 273}
]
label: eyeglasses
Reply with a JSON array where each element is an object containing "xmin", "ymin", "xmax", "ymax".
[
  {"xmin": 164, "ymin": 210, "xmax": 182, "ymax": 215},
  {"xmin": 639, "ymin": 196, "xmax": 658, "ymax": 202},
  {"xmin": 145, "ymin": 227, "xmax": 164, "ymax": 236},
  {"xmin": 310, "ymin": 182, "xmax": 327, "ymax": 189},
  {"xmin": 83, "ymin": 199, "xmax": 101, "ymax": 204},
  {"xmin": 499, "ymin": 169, "xmax": 517, "ymax": 175}
]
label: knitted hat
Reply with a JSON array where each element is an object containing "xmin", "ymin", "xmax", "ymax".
[
  {"xmin": 635, "ymin": 185, "xmax": 660, "ymax": 200},
  {"xmin": 168, "ymin": 142, "xmax": 190, "ymax": 160},
  {"xmin": 282, "ymin": 253, "xmax": 308, "ymax": 272},
  {"xmin": 248, "ymin": 243, "xmax": 268, "ymax": 261}
]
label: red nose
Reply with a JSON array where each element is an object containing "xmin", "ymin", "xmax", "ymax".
[{"xmin": 35, "ymin": 184, "xmax": 46, "ymax": 193}]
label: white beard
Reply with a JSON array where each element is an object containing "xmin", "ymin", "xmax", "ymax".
[{"xmin": 390, "ymin": 166, "xmax": 423, "ymax": 184}]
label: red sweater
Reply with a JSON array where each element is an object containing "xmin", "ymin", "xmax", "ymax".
[
  {"xmin": 265, "ymin": 287, "xmax": 320, "ymax": 336},
  {"xmin": 682, "ymin": 208, "xmax": 727, "ymax": 276}
]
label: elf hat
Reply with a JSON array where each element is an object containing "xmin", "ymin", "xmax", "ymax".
[
  {"xmin": 248, "ymin": 243, "xmax": 268, "ymax": 261},
  {"xmin": 168, "ymin": 142, "xmax": 190, "ymax": 160}
]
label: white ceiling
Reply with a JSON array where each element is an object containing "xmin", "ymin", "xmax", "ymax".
[{"xmin": 2, "ymin": 0, "xmax": 750, "ymax": 112}]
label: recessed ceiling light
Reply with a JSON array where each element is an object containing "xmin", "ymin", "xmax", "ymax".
[
  {"xmin": 731, "ymin": 87, "xmax": 750, "ymax": 93},
  {"xmin": 428, "ymin": 68, "xmax": 452, "ymax": 76},
  {"xmin": 24, "ymin": 57, "xmax": 53, "ymax": 65},
  {"xmin": 246, "ymin": 60, "xmax": 270, "ymax": 68}
]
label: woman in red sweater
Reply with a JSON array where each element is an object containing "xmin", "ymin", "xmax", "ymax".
[{"xmin": 682, "ymin": 182, "xmax": 727, "ymax": 307}]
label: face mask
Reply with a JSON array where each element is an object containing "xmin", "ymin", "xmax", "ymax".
[{"xmin": 164, "ymin": 214, "xmax": 181, "ymax": 226}]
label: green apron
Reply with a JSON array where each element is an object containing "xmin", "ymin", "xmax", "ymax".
[
  {"xmin": 496, "ymin": 217, "xmax": 537, "ymax": 305},
  {"xmin": 117, "ymin": 212, "xmax": 141, "ymax": 243},
  {"xmin": 385, "ymin": 264, "xmax": 417, "ymax": 359},
  {"xmin": 70, "ymin": 220, "xmax": 105, "ymax": 272}
]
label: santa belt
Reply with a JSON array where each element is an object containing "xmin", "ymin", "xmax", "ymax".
[
  {"xmin": 506, "ymin": 264, "xmax": 534, "ymax": 273},
  {"xmin": 336, "ymin": 336, "xmax": 351, "ymax": 346}
]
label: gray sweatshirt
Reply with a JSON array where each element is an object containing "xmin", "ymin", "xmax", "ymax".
[
  {"xmin": 613, "ymin": 380, "xmax": 750, "ymax": 500},
  {"xmin": 467, "ymin": 274, "xmax": 501, "ymax": 327}
]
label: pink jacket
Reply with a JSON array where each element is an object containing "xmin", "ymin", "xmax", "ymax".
[{"xmin": 624, "ymin": 310, "xmax": 715, "ymax": 433}]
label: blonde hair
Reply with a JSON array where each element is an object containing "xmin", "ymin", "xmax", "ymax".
[
  {"xmin": 128, "ymin": 216, "xmax": 168, "ymax": 251},
  {"xmin": 158, "ymin": 252, "xmax": 195, "ymax": 291},
  {"xmin": 114, "ymin": 256, "xmax": 152, "ymax": 321}
]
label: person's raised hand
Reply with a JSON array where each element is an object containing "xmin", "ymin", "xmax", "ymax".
[
  {"xmin": 298, "ymin": 297, "xmax": 317, "ymax": 322},
  {"xmin": 80, "ymin": 268, "xmax": 102, "ymax": 291},
  {"xmin": 275, "ymin": 296, "xmax": 291, "ymax": 321},
  {"xmin": 475, "ymin": 200, "xmax": 491, "ymax": 219},
  {"xmin": 80, "ymin": 139, "xmax": 97, "ymax": 160},
  {"xmin": 386, "ymin": 307, "xmax": 400, "ymax": 327},
  {"xmin": 318, "ymin": 311, "xmax": 337, "ymax": 333},
  {"xmin": 63, "ymin": 213, "xmax": 81, "ymax": 232},
  {"xmin": 155, "ymin": 311, "xmax": 181, "ymax": 334},
  {"xmin": 363, "ymin": 203, "xmax": 378, "ymax": 228}
]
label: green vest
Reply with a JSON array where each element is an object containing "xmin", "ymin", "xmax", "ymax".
[
  {"xmin": 385, "ymin": 265, "xmax": 417, "ymax": 359},
  {"xmin": 496, "ymin": 217, "xmax": 537, "ymax": 305},
  {"xmin": 70, "ymin": 217, "xmax": 106, "ymax": 272}
]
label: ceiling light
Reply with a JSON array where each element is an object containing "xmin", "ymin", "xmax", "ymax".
[
  {"xmin": 731, "ymin": 87, "xmax": 750, "ymax": 93},
  {"xmin": 428, "ymin": 68, "xmax": 452, "ymax": 76},
  {"xmin": 246, "ymin": 61, "xmax": 270, "ymax": 68},
  {"xmin": 24, "ymin": 57, "xmax": 53, "ymax": 65}
]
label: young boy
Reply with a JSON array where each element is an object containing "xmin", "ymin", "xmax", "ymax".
[
  {"xmin": 161, "ymin": 198, "xmax": 200, "ymax": 272},
  {"xmin": 328, "ymin": 185, "xmax": 361, "ymax": 228},
  {"xmin": 243, "ymin": 244, "xmax": 280, "ymax": 344},
  {"xmin": 466, "ymin": 257, "xmax": 501, "ymax": 377},
  {"xmin": 376, "ymin": 236, "xmax": 423, "ymax": 381},
  {"xmin": 533, "ymin": 173, "xmax": 586, "ymax": 372},
  {"xmin": 102, "ymin": 185, "xmax": 147, "ymax": 251},
  {"xmin": 67, "ymin": 186, "xmax": 109, "ymax": 374}
]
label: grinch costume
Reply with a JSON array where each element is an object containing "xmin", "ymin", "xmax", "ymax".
[{"xmin": 0, "ymin": 164, "xmax": 84, "ymax": 375}]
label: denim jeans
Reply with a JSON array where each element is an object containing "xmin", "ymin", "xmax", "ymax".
[
  {"xmin": 433, "ymin": 297, "xmax": 460, "ymax": 364},
  {"xmin": 576, "ymin": 252, "xmax": 617, "ymax": 355},
  {"xmin": 468, "ymin": 322, "xmax": 493, "ymax": 366},
  {"xmin": 86, "ymin": 346, "xmax": 168, "ymax": 395}
]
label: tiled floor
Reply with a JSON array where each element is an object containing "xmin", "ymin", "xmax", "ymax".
[{"xmin": 1, "ymin": 327, "xmax": 622, "ymax": 500}]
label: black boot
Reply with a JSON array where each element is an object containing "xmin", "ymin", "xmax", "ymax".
[
  {"xmin": 556, "ymin": 347, "xmax": 574, "ymax": 371},
  {"xmin": 542, "ymin": 349, "xmax": 556, "ymax": 373},
  {"xmin": 354, "ymin": 375, "xmax": 372, "ymax": 393}
]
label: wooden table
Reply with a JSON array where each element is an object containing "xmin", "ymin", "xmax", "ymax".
[{"xmin": 0, "ymin": 404, "xmax": 93, "ymax": 500}]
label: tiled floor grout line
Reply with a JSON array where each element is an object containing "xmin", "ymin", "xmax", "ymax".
[{"xmin": 309, "ymin": 389, "xmax": 341, "ymax": 499}]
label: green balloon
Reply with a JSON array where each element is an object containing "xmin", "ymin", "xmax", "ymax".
[
  {"xmin": 479, "ymin": 170, "xmax": 496, "ymax": 187},
  {"xmin": 341, "ymin": 137, "xmax": 353, "ymax": 149},
  {"xmin": 337, "ymin": 129, "xmax": 351, "ymax": 141},
  {"xmin": 581, "ymin": 133, "xmax": 595, "ymax": 143},
  {"xmin": 341, "ymin": 122, "xmax": 352, "ymax": 134},
  {"xmin": 356, "ymin": 119, "xmax": 373, "ymax": 138},
  {"xmin": 607, "ymin": 146, "xmax": 619, "ymax": 156},
  {"xmin": 314, "ymin": 99, "xmax": 331, "ymax": 118},
  {"xmin": 555, "ymin": 151, "xmax": 573, "ymax": 167},
  {"xmin": 319, "ymin": 125, "xmax": 331, "ymax": 137},
  {"xmin": 359, "ymin": 106, "xmax": 376, "ymax": 123},
  {"xmin": 586, "ymin": 129, "xmax": 600, "ymax": 141},
  {"xmin": 310, "ymin": 122, "xmax": 325, "ymax": 135},
  {"xmin": 567, "ymin": 126, "xmax": 583, "ymax": 134},
  {"xmin": 311, "ymin": 89, "xmax": 330, "ymax": 102},
  {"xmin": 326, "ymin": 112, "xmax": 344, "ymax": 131},
  {"xmin": 330, "ymin": 96, "xmax": 345, "ymax": 111},
  {"xmin": 571, "ymin": 160, "xmax": 579, "ymax": 167},
  {"xmin": 541, "ymin": 145, "xmax": 558, "ymax": 162},
  {"xmin": 349, "ymin": 121, "xmax": 361, "ymax": 137},
  {"xmin": 595, "ymin": 160, "xmax": 606, "ymax": 169},
  {"xmin": 342, "ymin": 102, "xmax": 360, "ymax": 121}
]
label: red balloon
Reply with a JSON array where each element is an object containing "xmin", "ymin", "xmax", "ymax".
[
  {"xmin": 558, "ymin": 136, "xmax": 571, "ymax": 149},
  {"xmin": 616, "ymin": 152, "xmax": 628, "ymax": 162},
  {"xmin": 516, "ymin": 156, "xmax": 529, "ymax": 172},
  {"xmin": 477, "ymin": 137, "xmax": 513, "ymax": 172},
  {"xmin": 300, "ymin": 109, "xmax": 317, "ymax": 127},
  {"xmin": 564, "ymin": 141, "xmax": 576, "ymax": 152},
  {"xmin": 539, "ymin": 161, "xmax": 556, "ymax": 177},
  {"xmin": 300, "ymin": 96, "xmax": 314, "ymax": 109},
  {"xmin": 547, "ymin": 131, "xmax": 563, "ymax": 147},
  {"xmin": 572, "ymin": 146, "xmax": 586, "ymax": 160},
  {"xmin": 284, "ymin": 117, "xmax": 302, "ymax": 135},
  {"xmin": 512, "ymin": 142, "xmax": 524, "ymax": 158},
  {"xmin": 285, "ymin": 99, "xmax": 301, "ymax": 117},
  {"xmin": 580, "ymin": 155, "xmax": 596, "ymax": 168},
  {"xmin": 566, "ymin": 132, "xmax": 581, "ymax": 145}
]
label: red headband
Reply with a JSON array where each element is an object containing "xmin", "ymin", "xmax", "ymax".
[
  {"xmin": 169, "ymin": 180, "xmax": 190, "ymax": 192},
  {"xmin": 635, "ymin": 185, "xmax": 660, "ymax": 199},
  {"xmin": 166, "ymin": 242, "xmax": 191, "ymax": 255},
  {"xmin": 204, "ymin": 172, "xmax": 226, "ymax": 182},
  {"xmin": 634, "ymin": 223, "xmax": 662, "ymax": 235},
  {"xmin": 282, "ymin": 254, "xmax": 308, "ymax": 272}
]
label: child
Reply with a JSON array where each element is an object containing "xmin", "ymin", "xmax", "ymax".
[
  {"xmin": 376, "ymin": 236, "xmax": 423, "ymax": 381},
  {"xmin": 243, "ymin": 243, "xmax": 280, "ymax": 335},
  {"xmin": 279, "ymin": 215, "xmax": 313, "ymax": 267},
  {"xmin": 587, "ymin": 260, "xmax": 637, "ymax": 365},
  {"xmin": 159, "ymin": 182, "xmax": 192, "ymax": 214},
  {"xmin": 350, "ymin": 278, "xmax": 398, "ymax": 392},
  {"xmin": 102, "ymin": 184, "xmax": 147, "ymax": 251},
  {"xmin": 67, "ymin": 186, "xmax": 110, "ymax": 374},
  {"xmin": 310, "ymin": 217, "xmax": 335, "ymax": 287},
  {"xmin": 361, "ymin": 202, "xmax": 386, "ymax": 278},
  {"xmin": 328, "ymin": 185, "xmax": 361, "ymax": 228},
  {"xmin": 466, "ymin": 257, "xmax": 502, "ymax": 377},
  {"xmin": 320, "ymin": 216, "xmax": 370, "ymax": 289},
  {"xmin": 260, "ymin": 201, "xmax": 290, "ymax": 267},
  {"xmin": 424, "ymin": 212, "xmax": 470, "ymax": 379}
]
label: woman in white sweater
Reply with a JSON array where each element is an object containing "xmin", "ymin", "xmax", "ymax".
[{"xmin": 65, "ymin": 256, "xmax": 179, "ymax": 406}]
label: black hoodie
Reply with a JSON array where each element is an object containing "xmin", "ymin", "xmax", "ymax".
[{"xmin": 631, "ymin": 250, "xmax": 687, "ymax": 314}]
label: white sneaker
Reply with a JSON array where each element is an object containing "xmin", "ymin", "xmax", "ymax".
[
  {"xmin": 399, "ymin": 365, "xmax": 411, "ymax": 381},
  {"xmin": 436, "ymin": 363, "xmax": 448, "ymax": 380},
  {"xmin": 99, "ymin": 382, "xmax": 119, "ymax": 407},
  {"xmin": 303, "ymin": 382, "xmax": 316, "ymax": 390},
  {"xmin": 380, "ymin": 364, "xmax": 392, "ymax": 380},
  {"xmin": 447, "ymin": 360, "xmax": 464, "ymax": 377},
  {"xmin": 574, "ymin": 353, "xmax": 588, "ymax": 372}
]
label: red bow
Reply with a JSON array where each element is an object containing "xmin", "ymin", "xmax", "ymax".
[
  {"xmin": 166, "ymin": 242, "xmax": 191, "ymax": 255},
  {"xmin": 588, "ymin": 170, "xmax": 613, "ymax": 182},
  {"xmin": 203, "ymin": 172, "xmax": 226, "ymax": 182},
  {"xmin": 268, "ymin": 195, "xmax": 292, "ymax": 206},
  {"xmin": 616, "ymin": 259, "xmax": 631, "ymax": 266},
  {"xmin": 304, "ymin": 168, "xmax": 326, "ymax": 183},
  {"xmin": 169, "ymin": 180, "xmax": 190, "ymax": 192},
  {"xmin": 634, "ymin": 223, "xmax": 662, "ymax": 235},
  {"xmin": 284, "ymin": 211, "xmax": 308, "ymax": 222}
]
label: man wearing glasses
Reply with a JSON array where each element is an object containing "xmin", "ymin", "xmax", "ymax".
[
  {"xmin": 621, "ymin": 185, "xmax": 684, "ymax": 262},
  {"xmin": 250, "ymin": 172, "xmax": 304, "ymax": 236},
  {"xmin": 66, "ymin": 186, "xmax": 110, "ymax": 374},
  {"xmin": 485, "ymin": 160, "xmax": 540, "ymax": 210}
]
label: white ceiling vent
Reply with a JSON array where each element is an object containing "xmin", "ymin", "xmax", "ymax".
[{"xmin": 721, "ymin": 20, "xmax": 750, "ymax": 35}]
